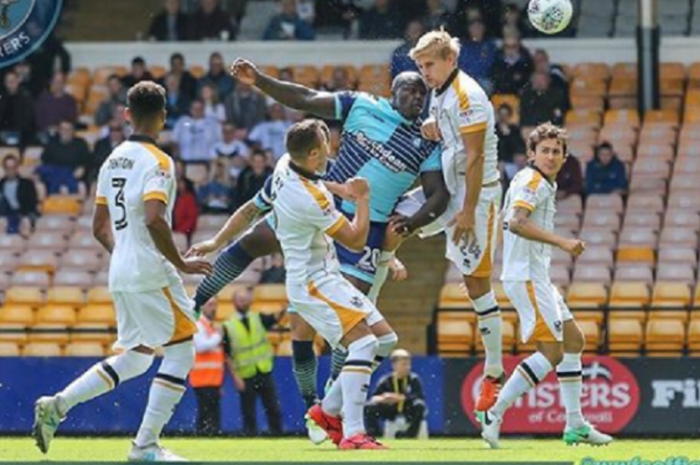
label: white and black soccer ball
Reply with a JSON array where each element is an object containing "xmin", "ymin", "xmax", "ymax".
[{"xmin": 527, "ymin": 0, "xmax": 574, "ymax": 35}]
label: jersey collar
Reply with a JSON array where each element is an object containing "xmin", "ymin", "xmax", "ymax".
[
  {"xmin": 128, "ymin": 134, "xmax": 158, "ymax": 145},
  {"xmin": 435, "ymin": 68, "xmax": 459, "ymax": 97},
  {"xmin": 289, "ymin": 160, "xmax": 323, "ymax": 181},
  {"xmin": 528, "ymin": 162, "xmax": 555, "ymax": 187}
]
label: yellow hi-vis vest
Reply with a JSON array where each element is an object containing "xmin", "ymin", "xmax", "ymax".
[{"xmin": 224, "ymin": 313, "xmax": 274, "ymax": 379}]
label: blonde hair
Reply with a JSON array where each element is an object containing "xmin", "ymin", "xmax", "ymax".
[
  {"xmin": 409, "ymin": 29, "xmax": 461, "ymax": 61},
  {"xmin": 527, "ymin": 122, "xmax": 569, "ymax": 155}
]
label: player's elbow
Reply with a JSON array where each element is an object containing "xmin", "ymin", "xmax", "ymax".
[
  {"xmin": 346, "ymin": 233, "xmax": 366, "ymax": 251},
  {"xmin": 508, "ymin": 217, "xmax": 526, "ymax": 236}
]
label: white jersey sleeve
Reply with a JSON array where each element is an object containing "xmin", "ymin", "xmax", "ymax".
[
  {"xmin": 449, "ymin": 92, "xmax": 490, "ymax": 136},
  {"xmin": 301, "ymin": 179, "xmax": 348, "ymax": 236},
  {"xmin": 509, "ymin": 170, "xmax": 549, "ymax": 214},
  {"xmin": 142, "ymin": 163, "xmax": 175, "ymax": 204}
]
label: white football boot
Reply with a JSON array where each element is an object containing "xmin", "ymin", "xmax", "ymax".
[
  {"xmin": 128, "ymin": 443, "xmax": 188, "ymax": 462},
  {"xmin": 33, "ymin": 396, "xmax": 66, "ymax": 454}
]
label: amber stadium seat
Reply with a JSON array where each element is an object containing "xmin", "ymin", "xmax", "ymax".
[
  {"xmin": 5, "ymin": 287, "xmax": 44, "ymax": 307},
  {"xmin": 0, "ymin": 342, "xmax": 20, "ymax": 356},
  {"xmin": 608, "ymin": 282, "xmax": 649, "ymax": 323},
  {"xmin": 87, "ymin": 286, "xmax": 112, "ymax": 305},
  {"xmin": 608, "ymin": 318, "xmax": 644, "ymax": 355},
  {"xmin": 65, "ymin": 342, "xmax": 105, "ymax": 357},
  {"xmin": 645, "ymin": 319, "xmax": 685, "ymax": 356},
  {"xmin": 30, "ymin": 324, "xmax": 70, "ymax": 344},
  {"xmin": 23, "ymin": 342, "xmax": 62, "ymax": 357},
  {"xmin": 567, "ymin": 283, "xmax": 608, "ymax": 308},
  {"xmin": 438, "ymin": 283, "xmax": 471, "ymax": 310},
  {"xmin": 0, "ymin": 305, "xmax": 35, "ymax": 326},
  {"xmin": 16, "ymin": 250, "xmax": 59, "ymax": 273},
  {"xmin": 437, "ymin": 312, "xmax": 474, "ymax": 354}
]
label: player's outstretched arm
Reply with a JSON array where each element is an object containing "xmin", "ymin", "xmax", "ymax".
[
  {"xmin": 328, "ymin": 178, "xmax": 370, "ymax": 250},
  {"xmin": 92, "ymin": 204, "xmax": 114, "ymax": 253},
  {"xmin": 144, "ymin": 199, "xmax": 214, "ymax": 275},
  {"xmin": 508, "ymin": 207, "xmax": 586, "ymax": 257},
  {"xmin": 230, "ymin": 58, "xmax": 336, "ymax": 119},
  {"xmin": 187, "ymin": 199, "xmax": 265, "ymax": 257},
  {"xmin": 391, "ymin": 171, "xmax": 450, "ymax": 236}
]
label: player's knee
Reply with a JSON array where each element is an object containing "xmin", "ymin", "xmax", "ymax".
[
  {"xmin": 538, "ymin": 342, "xmax": 564, "ymax": 367},
  {"xmin": 240, "ymin": 222, "xmax": 279, "ymax": 257},
  {"xmin": 564, "ymin": 322, "xmax": 585, "ymax": 354},
  {"xmin": 463, "ymin": 276, "xmax": 491, "ymax": 299},
  {"xmin": 377, "ymin": 331, "xmax": 399, "ymax": 353},
  {"xmin": 161, "ymin": 339, "xmax": 196, "ymax": 378},
  {"xmin": 108, "ymin": 350, "xmax": 155, "ymax": 382}
]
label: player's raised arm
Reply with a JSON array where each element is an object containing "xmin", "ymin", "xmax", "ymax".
[
  {"xmin": 231, "ymin": 58, "xmax": 336, "ymax": 119},
  {"xmin": 327, "ymin": 177, "xmax": 370, "ymax": 250}
]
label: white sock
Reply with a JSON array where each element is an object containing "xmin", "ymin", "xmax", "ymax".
[
  {"xmin": 471, "ymin": 290, "xmax": 503, "ymax": 378},
  {"xmin": 492, "ymin": 352, "xmax": 553, "ymax": 418},
  {"xmin": 374, "ymin": 332, "xmax": 398, "ymax": 368},
  {"xmin": 557, "ymin": 352, "xmax": 585, "ymax": 429},
  {"xmin": 58, "ymin": 351, "xmax": 154, "ymax": 414},
  {"xmin": 340, "ymin": 334, "xmax": 378, "ymax": 438},
  {"xmin": 135, "ymin": 341, "xmax": 195, "ymax": 447},
  {"xmin": 321, "ymin": 373, "xmax": 343, "ymax": 416},
  {"xmin": 367, "ymin": 251, "xmax": 394, "ymax": 304}
]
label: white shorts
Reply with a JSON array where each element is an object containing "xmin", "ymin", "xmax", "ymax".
[
  {"xmin": 287, "ymin": 272, "xmax": 384, "ymax": 349},
  {"xmin": 112, "ymin": 282, "xmax": 198, "ymax": 351},
  {"xmin": 503, "ymin": 280, "xmax": 573, "ymax": 343},
  {"xmin": 393, "ymin": 187, "xmax": 445, "ymax": 238},
  {"xmin": 443, "ymin": 183, "xmax": 502, "ymax": 277}
]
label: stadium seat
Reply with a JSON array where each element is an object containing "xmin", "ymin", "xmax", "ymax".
[
  {"xmin": 659, "ymin": 228, "xmax": 698, "ymax": 247},
  {"xmin": 582, "ymin": 212, "xmax": 621, "ymax": 231},
  {"xmin": 47, "ymin": 287, "xmax": 85, "ymax": 307},
  {"xmin": 604, "ymin": 109, "xmax": 640, "ymax": 128},
  {"xmin": 37, "ymin": 306, "xmax": 77, "ymax": 326},
  {"xmin": 629, "ymin": 176, "xmax": 667, "ymax": 195},
  {"xmin": 570, "ymin": 95, "xmax": 605, "ymax": 112},
  {"xmin": 0, "ymin": 251, "xmax": 19, "ymax": 273},
  {"xmin": 608, "ymin": 318, "xmax": 644, "ymax": 355},
  {"xmin": 631, "ymin": 159, "xmax": 671, "ymax": 180},
  {"xmin": 214, "ymin": 303, "xmax": 235, "ymax": 322},
  {"xmin": 10, "ymin": 272, "xmax": 50, "ymax": 289},
  {"xmin": 614, "ymin": 266, "xmax": 654, "ymax": 284},
  {"xmin": 617, "ymin": 247, "xmax": 655, "ymax": 264},
  {"xmin": 557, "ymin": 195, "xmax": 583, "ymax": 215},
  {"xmin": 652, "ymin": 282, "xmax": 692, "ymax": 307},
  {"xmin": 618, "ymin": 227, "xmax": 658, "ymax": 247},
  {"xmin": 688, "ymin": 320, "xmax": 700, "ymax": 354},
  {"xmin": 577, "ymin": 246, "xmax": 614, "ymax": 267},
  {"xmin": 358, "ymin": 65, "xmax": 391, "ymax": 96},
  {"xmin": 34, "ymin": 216, "xmax": 76, "ymax": 233},
  {"xmin": 53, "ymin": 271, "xmax": 94, "ymax": 289},
  {"xmin": 586, "ymin": 194, "xmax": 624, "ymax": 214},
  {"xmin": 0, "ymin": 305, "xmax": 35, "ymax": 325},
  {"xmin": 58, "ymin": 251, "xmax": 103, "ymax": 273},
  {"xmin": 578, "ymin": 320, "xmax": 600, "ymax": 353},
  {"xmin": 572, "ymin": 264, "xmax": 611, "ymax": 284},
  {"xmin": 658, "ymin": 247, "xmax": 698, "ymax": 266},
  {"xmin": 42, "ymin": 196, "xmax": 82, "ymax": 216},
  {"xmin": 321, "ymin": 65, "xmax": 358, "ymax": 89},
  {"xmin": 16, "ymin": 250, "xmax": 59, "ymax": 273},
  {"xmin": 65, "ymin": 342, "xmax": 105, "ymax": 357},
  {"xmin": 5, "ymin": 287, "xmax": 43, "ymax": 307},
  {"xmin": 626, "ymin": 194, "xmax": 664, "ymax": 214},
  {"xmin": 0, "ymin": 342, "xmax": 20, "ymax": 356},
  {"xmin": 609, "ymin": 281, "xmax": 650, "ymax": 309},
  {"xmin": 438, "ymin": 283, "xmax": 471, "ymax": 310},
  {"xmin": 23, "ymin": 342, "xmax": 62, "ymax": 357},
  {"xmin": 623, "ymin": 212, "xmax": 661, "ymax": 231},
  {"xmin": 645, "ymin": 319, "xmax": 685, "ymax": 356},
  {"xmin": 30, "ymin": 324, "xmax": 70, "ymax": 344},
  {"xmin": 0, "ymin": 234, "xmax": 26, "ymax": 254},
  {"xmin": 572, "ymin": 63, "xmax": 610, "ymax": 80},
  {"xmin": 77, "ymin": 305, "xmax": 116, "ymax": 325},
  {"xmin": 93, "ymin": 271, "xmax": 109, "ymax": 286},
  {"xmin": 567, "ymin": 283, "xmax": 608, "ymax": 308},
  {"xmin": 0, "ymin": 324, "xmax": 27, "ymax": 344},
  {"xmin": 645, "ymin": 109, "xmax": 680, "ymax": 126},
  {"xmin": 570, "ymin": 78, "xmax": 607, "ymax": 98},
  {"xmin": 437, "ymin": 312, "xmax": 474, "ymax": 354},
  {"xmin": 566, "ymin": 109, "xmax": 602, "ymax": 126},
  {"xmin": 68, "ymin": 232, "xmax": 101, "ymax": 251},
  {"xmin": 663, "ymin": 211, "xmax": 700, "ymax": 230},
  {"xmin": 216, "ymin": 284, "xmax": 249, "ymax": 303},
  {"xmin": 70, "ymin": 323, "xmax": 115, "ymax": 344},
  {"xmin": 87, "ymin": 286, "xmax": 112, "ymax": 304},
  {"xmin": 291, "ymin": 65, "xmax": 320, "ymax": 87}
]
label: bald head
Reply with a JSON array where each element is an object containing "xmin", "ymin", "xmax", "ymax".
[{"xmin": 390, "ymin": 72, "xmax": 428, "ymax": 121}]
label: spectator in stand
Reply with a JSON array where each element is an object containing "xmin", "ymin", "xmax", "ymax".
[
  {"xmin": 212, "ymin": 122, "xmax": 250, "ymax": 159},
  {"xmin": 314, "ymin": 0, "xmax": 361, "ymax": 38},
  {"xmin": 189, "ymin": 0, "xmax": 236, "ymax": 41},
  {"xmin": 235, "ymin": 150, "xmax": 272, "ymax": 208},
  {"xmin": 148, "ymin": 0, "xmax": 190, "ymax": 41},
  {"xmin": 495, "ymin": 104, "xmax": 525, "ymax": 181},
  {"xmin": 519, "ymin": 70, "xmax": 568, "ymax": 128},
  {"xmin": 174, "ymin": 163, "xmax": 199, "ymax": 241},
  {"xmin": 501, "ymin": 2, "xmax": 528, "ymax": 37},
  {"xmin": 174, "ymin": 99, "xmax": 222, "ymax": 162},
  {"xmin": 13, "ymin": 62, "xmax": 35, "ymax": 96},
  {"xmin": 585, "ymin": 142, "xmax": 628, "ymax": 196},
  {"xmin": 121, "ymin": 57, "xmax": 154, "ymax": 89},
  {"xmin": 323, "ymin": 66, "xmax": 355, "ymax": 92},
  {"xmin": 458, "ymin": 19, "xmax": 497, "ymax": 92},
  {"xmin": 34, "ymin": 72, "xmax": 78, "ymax": 136},
  {"xmin": 248, "ymin": 103, "xmax": 293, "ymax": 161},
  {"xmin": 456, "ymin": 0, "xmax": 503, "ymax": 39},
  {"xmin": 492, "ymin": 31, "xmax": 533, "ymax": 94},
  {"xmin": 164, "ymin": 53, "xmax": 198, "ymax": 101},
  {"xmin": 197, "ymin": 159, "xmax": 234, "ymax": 214},
  {"xmin": 260, "ymin": 254, "xmax": 286, "ymax": 284},
  {"xmin": 164, "ymin": 73, "xmax": 192, "ymax": 129},
  {"xmin": 26, "ymin": 33, "xmax": 71, "ymax": 98},
  {"xmin": 390, "ymin": 20, "xmax": 424, "ymax": 79},
  {"xmin": 424, "ymin": 0, "xmax": 453, "ymax": 31},
  {"xmin": 359, "ymin": 0, "xmax": 403, "ymax": 40},
  {"xmin": 94, "ymin": 75, "xmax": 127, "ymax": 127},
  {"xmin": 365, "ymin": 349, "xmax": 427, "ymax": 439},
  {"xmin": 263, "ymin": 0, "xmax": 316, "ymax": 41},
  {"xmin": 200, "ymin": 83, "xmax": 227, "ymax": 123},
  {"xmin": 198, "ymin": 52, "xmax": 235, "ymax": 100},
  {"xmin": 90, "ymin": 121, "xmax": 126, "ymax": 185},
  {"xmin": 504, "ymin": 151, "xmax": 528, "ymax": 189},
  {"xmin": 0, "ymin": 154, "xmax": 38, "ymax": 234},
  {"xmin": 532, "ymin": 48, "xmax": 568, "ymax": 97},
  {"xmin": 37, "ymin": 121, "xmax": 90, "ymax": 195},
  {"xmin": 224, "ymin": 81, "xmax": 268, "ymax": 129},
  {"xmin": 556, "ymin": 154, "xmax": 583, "ymax": 201},
  {"xmin": 0, "ymin": 71, "xmax": 35, "ymax": 146}
]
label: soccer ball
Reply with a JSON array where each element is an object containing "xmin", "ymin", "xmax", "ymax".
[{"xmin": 528, "ymin": 0, "xmax": 573, "ymax": 35}]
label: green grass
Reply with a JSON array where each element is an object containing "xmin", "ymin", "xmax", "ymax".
[{"xmin": 1, "ymin": 438, "xmax": 699, "ymax": 462}]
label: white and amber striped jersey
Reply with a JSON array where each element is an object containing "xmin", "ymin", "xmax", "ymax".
[
  {"xmin": 501, "ymin": 165, "xmax": 557, "ymax": 282},
  {"xmin": 95, "ymin": 135, "xmax": 179, "ymax": 293},
  {"xmin": 270, "ymin": 154, "xmax": 348, "ymax": 285},
  {"xmin": 429, "ymin": 69, "xmax": 499, "ymax": 195}
]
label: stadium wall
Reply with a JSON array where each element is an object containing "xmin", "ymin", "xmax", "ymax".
[
  {"xmin": 1, "ymin": 356, "xmax": 698, "ymax": 436},
  {"xmin": 65, "ymin": 37, "xmax": 700, "ymax": 69}
]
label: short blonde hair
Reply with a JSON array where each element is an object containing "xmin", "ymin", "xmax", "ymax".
[
  {"xmin": 409, "ymin": 29, "xmax": 461, "ymax": 61},
  {"xmin": 527, "ymin": 122, "xmax": 569, "ymax": 155}
]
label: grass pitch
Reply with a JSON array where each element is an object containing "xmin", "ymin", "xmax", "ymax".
[{"xmin": 1, "ymin": 437, "xmax": 699, "ymax": 462}]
